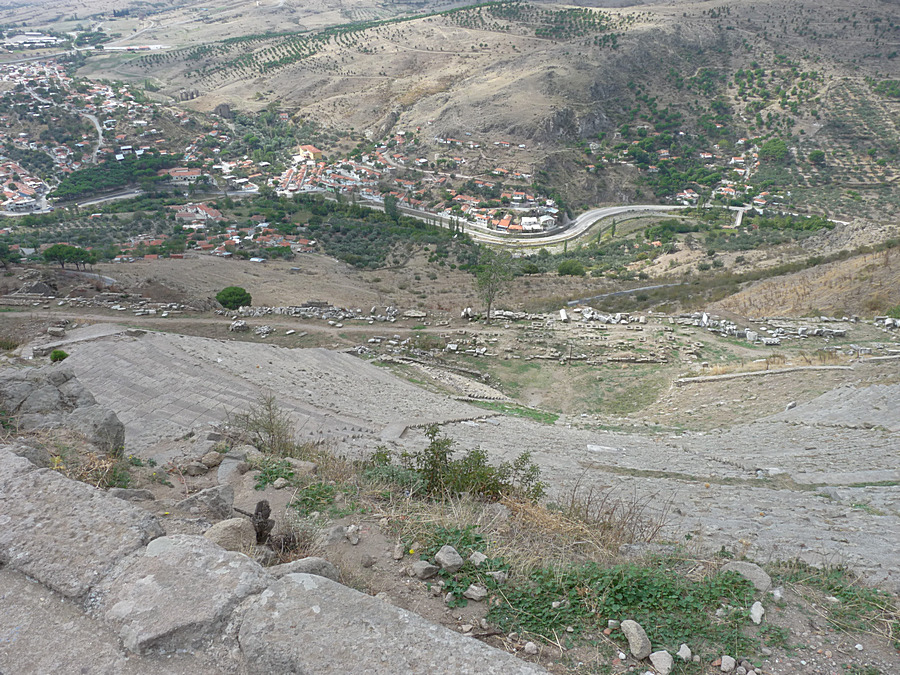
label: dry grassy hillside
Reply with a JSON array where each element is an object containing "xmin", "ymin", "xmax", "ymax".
[{"xmin": 712, "ymin": 246, "xmax": 900, "ymax": 317}]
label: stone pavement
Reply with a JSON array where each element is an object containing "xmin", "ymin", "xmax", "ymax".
[
  {"xmin": 29, "ymin": 326, "xmax": 900, "ymax": 592},
  {"xmin": 60, "ymin": 329, "xmax": 484, "ymax": 457}
]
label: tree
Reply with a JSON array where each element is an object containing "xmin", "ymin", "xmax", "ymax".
[
  {"xmin": 808, "ymin": 149, "xmax": 826, "ymax": 165},
  {"xmin": 475, "ymin": 248, "xmax": 513, "ymax": 322},
  {"xmin": 0, "ymin": 243, "xmax": 17, "ymax": 269},
  {"xmin": 216, "ymin": 286, "xmax": 252, "ymax": 310},
  {"xmin": 383, "ymin": 194, "xmax": 399, "ymax": 222},
  {"xmin": 759, "ymin": 138, "xmax": 789, "ymax": 163},
  {"xmin": 43, "ymin": 244, "xmax": 92, "ymax": 269},
  {"xmin": 557, "ymin": 259, "xmax": 586, "ymax": 276}
]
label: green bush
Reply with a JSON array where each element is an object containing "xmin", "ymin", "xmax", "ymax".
[
  {"xmin": 216, "ymin": 286, "xmax": 252, "ymax": 310},
  {"xmin": 402, "ymin": 426, "xmax": 544, "ymax": 501},
  {"xmin": 557, "ymin": 259, "xmax": 586, "ymax": 276},
  {"xmin": 50, "ymin": 349, "xmax": 69, "ymax": 362}
]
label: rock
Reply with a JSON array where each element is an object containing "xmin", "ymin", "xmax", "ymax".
[
  {"xmin": 47, "ymin": 326, "xmax": 66, "ymax": 337},
  {"xmin": 434, "ymin": 545, "xmax": 464, "ymax": 573},
  {"xmin": 677, "ymin": 644, "xmax": 692, "ymax": 661},
  {"xmin": 345, "ymin": 524, "xmax": 360, "ymax": 545},
  {"xmin": 720, "ymin": 655, "xmax": 736, "ymax": 672},
  {"xmin": 66, "ymin": 405, "xmax": 125, "ymax": 454},
  {"xmin": 236, "ymin": 574, "xmax": 546, "ymax": 674},
  {"xmin": 92, "ymin": 535, "xmax": 270, "ymax": 654},
  {"xmin": 462, "ymin": 584, "xmax": 488, "ymax": 602},
  {"xmin": 183, "ymin": 462, "xmax": 208, "ymax": 476},
  {"xmin": 392, "ymin": 543, "xmax": 405, "ymax": 560},
  {"xmin": 174, "ymin": 485, "xmax": 234, "ymax": 521},
  {"xmin": 284, "ymin": 457, "xmax": 317, "ymax": 475},
  {"xmin": 200, "ymin": 452, "xmax": 223, "ymax": 468},
  {"xmin": 486, "ymin": 570, "xmax": 508, "ymax": 585},
  {"xmin": 108, "ymin": 488, "xmax": 156, "ymax": 502},
  {"xmin": 460, "ymin": 623, "xmax": 473, "ymax": 633},
  {"xmin": 523, "ymin": 641, "xmax": 538, "ymax": 655},
  {"xmin": 0, "ymin": 449, "xmax": 163, "ymax": 599},
  {"xmin": 650, "ymin": 650, "xmax": 674, "ymax": 675},
  {"xmin": 272, "ymin": 477, "xmax": 288, "ymax": 489},
  {"xmin": 608, "ymin": 620, "xmax": 621, "ymax": 629},
  {"xmin": 469, "ymin": 551, "xmax": 488, "ymax": 567},
  {"xmin": 6, "ymin": 441, "xmax": 52, "ymax": 468},
  {"xmin": 360, "ymin": 554, "xmax": 375, "ymax": 568},
  {"xmin": 321, "ymin": 525, "xmax": 347, "ymax": 546},
  {"xmin": 720, "ymin": 561, "xmax": 772, "ymax": 592},
  {"xmin": 620, "ymin": 619, "xmax": 652, "ymax": 660},
  {"xmin": 268, "ymin": 557, "xmax": 340, "ymax": 582},
  {"xmin": 750, "ymin": 601, "xmax": 765, "ymax": 625},
  {"xmin": 411, "ymin": 560, "xmax": 439, "ymax": 580},
  {"xmin": 203, "ymin": 518, "xmax": 256, "ymax": 551},
  {"xmin": 218, "ymin": 458, "xmax": 249, "ymax": 485}
]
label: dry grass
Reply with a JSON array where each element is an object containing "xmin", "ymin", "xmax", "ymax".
[{"xmin": 372, "ymin": 477, "xmax": 673, "ymax": 578}]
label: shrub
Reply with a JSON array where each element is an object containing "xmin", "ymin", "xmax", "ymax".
[
  {"xmin": 557, "ymin": 259, "xmax": 586, "ymax": 276},
  {"xmin": 50, "ymin": 349, "xmax": 69, "ymax": 362},
  {"xmin": 216, "ymin": 286, "xmax": 252, "ymax": 310},
  {"xmin": 401, "ymin": 426, "xmax": 544, "ymax": 501}
]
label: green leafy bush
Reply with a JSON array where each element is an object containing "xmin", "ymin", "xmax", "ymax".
[
  {"xmin": 402, "ymin": 426, "xmax": 544, "ymax": 501},
  {"xmin": 557, "ymin": 259, "xmax": 586, "ymax": 276},
  {"xmin": 216, "ymin": 286, "xmax": 252, "ymax": 310},
  {"xmin": 50, "ymin": 350, "xmax": 69, "ymax": 362}
]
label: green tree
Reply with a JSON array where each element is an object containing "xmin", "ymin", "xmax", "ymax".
[
  {"xmin": 808, "ymin": 149, "xmax": 825, "ymax": 164},
  {"xmin": 383, "ymin": 194, "xmax": 399, "ymax": 222},
  {"xmin": 42, "ymin": 244, "xmax": 92, "ymax": 270},
  {"xmin": 216, "ymin": 286, "xmax": 252, "ymax": 310},
  {"xmin": 0, "ymin": 243, "xmax": 17, "ymax": 269},
  {"xmin": 557, "ymin": 259, "xmax": 586, "ymax": 276},
  {"xmin": 759, "ymin": 138, "xmax": 789, "ymax": 163},
  {"xmin": 476, "ymin": 248, "xmax": 513, "ymax": 322}
]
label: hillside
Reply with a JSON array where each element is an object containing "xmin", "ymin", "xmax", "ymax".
[{"xmin": 67, "ymin": 0, "xmax": 900, "ymax": 214}]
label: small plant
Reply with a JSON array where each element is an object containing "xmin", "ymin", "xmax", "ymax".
[
  {"xmin": 229, "ymin": 393, "xmax": 297, "ymax": 457},
  {"xmin": 253, "ymin": 457, "xmax": 295, "ymax": 490},
  {"xmin": 0, "ymin": 337, "xmax": 18, "ymax": 350},
  {"xmin": 50, "ymin": 349, "xmax": 69, "ymax": 362},
  {"xmin": 127, "ymin": 455, "xmax": 144, "ymax": 467},
  {"xmin": 770, "ymin": 561, "xmax": 899, "ymax": 643},
  {"xmin": 291, "ymin": 482, "xmax": 337, "ymax": 514}
]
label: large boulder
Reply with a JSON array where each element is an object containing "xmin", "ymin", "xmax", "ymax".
[
  {"xmin": 0, "ymin": 366, "xmax": 125, "ymax": 453},
  {"xmin": 235, "ymin": 574, "xmax": 547, "ymax": 674},
  {"xmin": 91, "ymin": 535, "xmax": 271, "ymax": 654},
  {"xmin": 0, "ymin": 448, "xmax": 163, "ymax": 599}
]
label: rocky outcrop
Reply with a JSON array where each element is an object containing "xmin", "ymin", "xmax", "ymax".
[
  {"xmin": 235, "ymin": 574, "xmax": 545, "ymax": 674},
  {"xmin": 0, "ymin": 447, "xmax": 163, "ymax": 599},
  {"xmin": 0, "ymin": 444, "xmax": 547, "ymax": 673},
  {"xmin": 0, "ymin": 365, "xmax": 125, "ymax": 452}
]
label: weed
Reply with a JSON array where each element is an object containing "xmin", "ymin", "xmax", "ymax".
[
  {"xmin": 759, "ymin": 624, "xmax": 791, "ymax": 649},
  {"xmin": 0, "ymin": 337, "xmax": 18, "ymax": 350},
  {"xmin": 228, "ymin": 393, "xmax": 297, "ymax": 457},
  {"xmin": 466, "ymin": 400, "xmax": 560, "ymax": 425},
  {"xmin": 253, "ymin": 457, "xmax": 295, "ymax": 490},
  {"xmin": 417, "ymin": 525, "xmax": 509, "ymax": 608},
  {"xmin": 127, "ymin": 454, "xmax": 144, "ymax": 467},
  {"xmin": 489, "ymin": 561, "xmax": 756, "ymax": 654},
  {"xmin": 770, "ymin": 561, "xmax": 899, "ymax": 644},
  {"xmin": 49, "ymin": 349, "xmax": 69, "ymax": 362},
  {"xmin": 148, "ymin": 470, "xmax": 173, "ymax": 487},
  {"xmin": 291, "ymin": 482, "xmax": 337, "ymax": 515}
]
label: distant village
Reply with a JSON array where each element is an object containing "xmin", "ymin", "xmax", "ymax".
[{"xmin": 1, "ymin": 53, "xmax": 785, "ymax": 267}]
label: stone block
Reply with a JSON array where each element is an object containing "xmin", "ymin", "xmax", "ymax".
[
  {"xmin": 236, "ymin": 574, "xmax": 547, "ymax": 674},
  {"xmin": 0, "ymin": 459, "xmax": 163, "ymax": 599},
  {"xmin": 92, "ymin": 535, "xmax": 271, "ymax": 654}
]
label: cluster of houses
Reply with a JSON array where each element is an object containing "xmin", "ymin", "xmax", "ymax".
[{"xmin": 0, "ymin": 160, "xmax": 48, "ymax": 212}]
